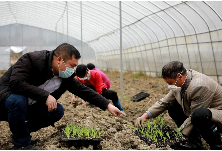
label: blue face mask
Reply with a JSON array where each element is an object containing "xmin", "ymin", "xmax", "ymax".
[{"xmin": 58, "ymin": 59, "xmax": 76, "ymax": 78}]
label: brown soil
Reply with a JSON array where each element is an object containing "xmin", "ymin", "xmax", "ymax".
[{"xmin": 0, "ymin": 71, "xmax": 208, "ymax": 150}]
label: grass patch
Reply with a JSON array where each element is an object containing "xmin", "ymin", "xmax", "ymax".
[{"xmin": 130, "ymin": 71, "xmax": 148, "ymax": 79}]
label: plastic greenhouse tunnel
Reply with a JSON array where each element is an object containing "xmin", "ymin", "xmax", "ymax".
[{"xmin": 1, "ymin": 1, "xmax": 222, "ymax": 99}]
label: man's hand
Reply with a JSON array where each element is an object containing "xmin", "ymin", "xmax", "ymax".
[
  {"xmin": 135, "ymin": 113, "xmax": 149, "ymax": 127},
  {"xmin": 135, "ymin": 117, "xmax": 146, "ymax": 127},
  {"xmin": 82, "ymin": 102, "xmax": 90, "ymax": 107},
  {"xmin": 107, "ymin": 103, "xmax": 126, "ymax": 117},
  {"xmin": 46, "ymin": 95, "xmax": 57, "ymax": 112},
  {"xmin": 71, "ymin": 95, "xmax": 78, "ymax": 105}
]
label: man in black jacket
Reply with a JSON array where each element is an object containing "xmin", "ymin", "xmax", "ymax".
[{"xmin": 0, "ymin": 43, "xmax": 125, "ymax": 150}]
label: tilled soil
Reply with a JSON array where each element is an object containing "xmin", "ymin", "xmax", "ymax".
[{"xmin": 0, "ymin": 71, "xmax": 209, "ymax": 150}]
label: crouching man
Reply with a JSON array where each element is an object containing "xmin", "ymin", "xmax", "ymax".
[{"xmin": 135, "ymin": 61, "xmax": 222, "ymax": 150}]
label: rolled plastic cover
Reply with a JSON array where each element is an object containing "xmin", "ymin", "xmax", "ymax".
[{"xmin": 5, "ymin": 46, "xmax": 26, "ymax": 53}]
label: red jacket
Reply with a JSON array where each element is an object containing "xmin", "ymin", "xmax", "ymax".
[{"xmin": 76, "ymin": 70, "xmax": 107, "ymax": 94}]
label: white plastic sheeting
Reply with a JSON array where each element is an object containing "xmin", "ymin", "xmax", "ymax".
[
  {"xmin": 1, "ymin": 1, "xmax": 222, "ymax": 82},
  {"xmin": 0, "ymin": 47, "xmax": 10, "ymax": 70},
  {"xmin": 5, "ymin": 46, "xmax": 26, "ymax": 53}
]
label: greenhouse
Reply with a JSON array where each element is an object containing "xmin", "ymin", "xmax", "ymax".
[
  {"xmin": 1, "ymin": 1, "xmax": 222, "ymax": 150},
  {"xmin": 1, "ymin": 1, "xmax": 222, "ymax": 82}
]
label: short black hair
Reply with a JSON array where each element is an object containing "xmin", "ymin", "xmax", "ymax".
[
  {"xmin": 86, "ymin": 63, "xmax": 95, "ymax": 70},
  {"xmin": 76, "ymin": 64, "xmax": 88, "ymax": 77},
  {"xmin": 53, "ymin": 43, "xmax": 81, "ymax": 61},
  {"xmin": 162, "ymin": 61, "xmax": 186, "ymax": 79}
]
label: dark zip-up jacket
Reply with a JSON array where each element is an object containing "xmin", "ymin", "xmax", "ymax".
[{"xmin": 0, "ymin": 50, "xmax": 110, "ymax": 110}]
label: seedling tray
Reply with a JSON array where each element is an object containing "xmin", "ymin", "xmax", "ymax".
[
  {"xmin": 131, "ymin": 92, "xmax": 150, "ymax": 102},
  {"xmin": 60, "ymin": 130, "xmax": 103, "ymax": 150}
]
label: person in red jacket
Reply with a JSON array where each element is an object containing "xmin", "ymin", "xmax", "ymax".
[
  {"xmin": 75, "ymin": 64, "xmax": 125, "ymax": 113},
  {"xmin": 87, "ymin": 63, "xmax": 111, "ymax": 89},
  {"xmin": 71, "ymin": 63, "xmax": 111, "ymax": 104}
]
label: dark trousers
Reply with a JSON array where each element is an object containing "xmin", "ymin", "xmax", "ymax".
[
  {"xmin": 168, "ymin": 101, "xmax": 203, "ymax": 145},
  {"xmin": 84, "ymin": 82, "xmax": 118, "ymax": 103},
  {"xmin": 167, "ymin": 101, "xmax": 188, "ymax": 127},
  {"xmin": 0, "ymin": 94, "xmax": 64, "ymax": 147},
  {"xmin": 168, "ymin": 101, "xmax": 221, "ymax": 131},
  {"xmin": 191, "ymin": 108, "xmax": 222, "ymax": 132},
  {"xmin": 191, "ymin": 108, "xmax": 222, "ymax": 148},
  {"xmin": 168, "ymin": 101, "xmax": 221, "ymax": 134}
]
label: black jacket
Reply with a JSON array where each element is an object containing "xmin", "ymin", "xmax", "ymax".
[{"xmin": 0, "ymin": 50, "xmax": 110, "ymax": 110}]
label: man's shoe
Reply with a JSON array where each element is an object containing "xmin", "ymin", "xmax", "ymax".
[
  {"xmin": 87, "ymin": 103, "xmax": 94, "ymax": 108},
  {"xmin": 30, "ymin": 139, "xmax": 40, "ymax": 145},
  {"xmin": 9, "ymin": 134, "xmax": 40, "ymax": 145},
  {"xmin": 14, "ymin": 145, "xmax": 39, "ymax": 150}
]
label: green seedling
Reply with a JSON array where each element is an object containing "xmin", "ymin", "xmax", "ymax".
[
  {"xmin": 166, "ymin": 132, "xmax": 170, "ymax": 139},
  {"xmin": 176, "ymin": 127, "xmax": 183, "ymax": 137},
  {"xmin": 163, "ymin": 137, "xmax": 166, "ymax": 143},
  {"xmin": 63, "ymin": 123, "xmax": 103, "ymax": 139},
  {"xmin": 63, "ymin": 123, "xmax": 72, "ymax": 138},
  {"xmin": 145, "ymin": 131, "xmax": 150, "ymax": 138},
  {"xmin": 132, "ymin": 114, "xmax": 180, "ymax": 146},
  {"xmin": 146, "ymin": 121, "xmax": 151, "ymax": 131},
  {"xmin": 157, "ymin": 130, "xmax": 163, "ymax": 139},
  {"xmin": 72, "ymin": 125, "xmax": 77, "ymax": 138},
  {"xmin": 98, "ymin": 129, "xmax": 103, "ymax": 137},
  {"xmin": 158, "ymin": 115, "xmax": 161, "ymax": 123},
  {"xmin": 84, "ymin": 128, "xmax": 90, "ymax": 138}
]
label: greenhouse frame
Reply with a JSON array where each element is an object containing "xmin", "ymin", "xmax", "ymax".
[{"xmin": 1, "ymin": 1, "xmax": 222, "ymax": 84}]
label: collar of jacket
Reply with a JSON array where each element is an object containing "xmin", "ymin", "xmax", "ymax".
[
  {"xmin": 46, "ymin": 50, "xmax": 55, "ymax": 79},
  {"xmin": 186, "ymin": 69, "xmax": 193, "ymax": 89}
]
